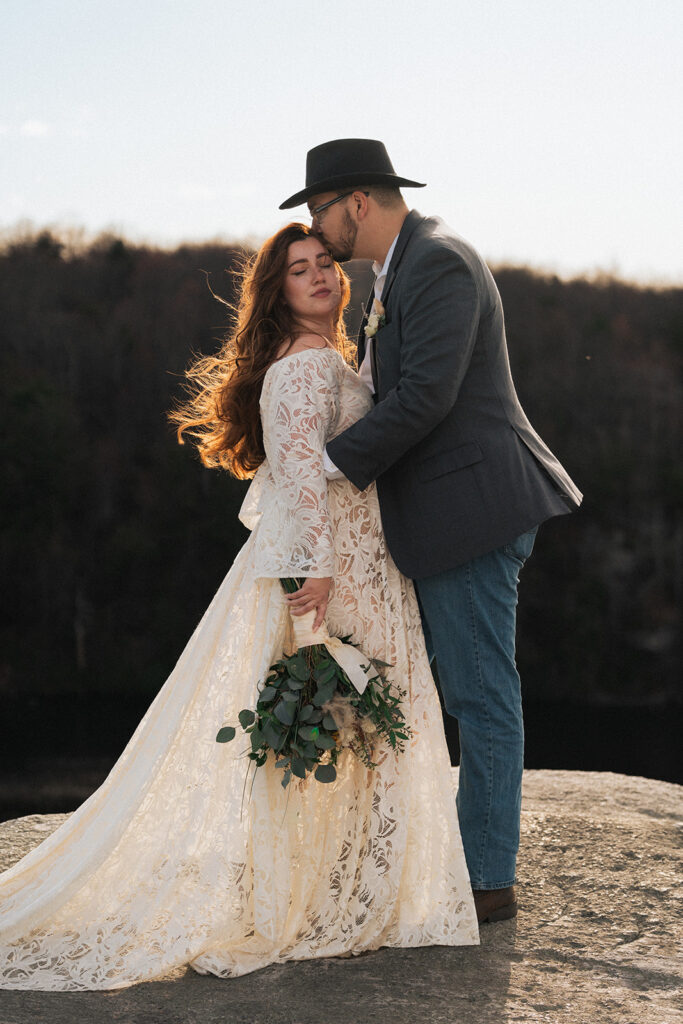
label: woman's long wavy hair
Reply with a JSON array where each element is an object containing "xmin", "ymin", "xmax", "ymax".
[{"xmin": 170, "ymin": 223, "xmax": 351, "ymax": 479}]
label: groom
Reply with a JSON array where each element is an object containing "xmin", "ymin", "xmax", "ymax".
[{"xmin": 279, "ymin": 139, "xmax": 582, "ymax": 923}]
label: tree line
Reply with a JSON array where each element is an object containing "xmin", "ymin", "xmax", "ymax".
[{"xmin": 1, "ymin": 228, "xmax": 681, "ymax": 720}]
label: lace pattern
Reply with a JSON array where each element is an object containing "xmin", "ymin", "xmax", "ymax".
[
  {"xmin": 0, "ymin": 348, "xmax": 478, "ymax": 990},
  {"xmin": 239, "ymin": 351, "xmax": 342, "ymax": 578}
]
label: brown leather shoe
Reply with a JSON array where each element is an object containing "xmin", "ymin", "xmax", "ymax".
[{"xmin": 473, "ymin": 885, "xmax": 518, "ymax": 924}]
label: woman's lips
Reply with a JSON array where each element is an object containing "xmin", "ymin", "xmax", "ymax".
[{"xmin": 312, "ymin": 288, "xmax": 331, "ymax": 297}]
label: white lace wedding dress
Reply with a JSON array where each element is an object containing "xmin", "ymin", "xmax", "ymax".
[{"xmin": 0, "ymin": 348, "xmax": 478, "ymax": 990}]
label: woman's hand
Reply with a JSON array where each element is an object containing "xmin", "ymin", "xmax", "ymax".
[{"xmin": 285, "ymin": 577, "xmax": 332, "ymax": 631}]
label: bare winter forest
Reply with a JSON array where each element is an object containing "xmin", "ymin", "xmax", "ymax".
[{"xmin": 1, "ymin": 229, "xmax": 681, "ymax": 809}]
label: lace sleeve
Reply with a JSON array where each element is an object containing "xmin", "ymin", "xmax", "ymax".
[{"xmin": 254, "ymin": 351, "xmax": 340, "ymax": 579}]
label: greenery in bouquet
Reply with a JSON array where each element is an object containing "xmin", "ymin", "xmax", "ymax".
[{"xmin": 216, "ymin": 578, "xmax": 410, "ymax": 788}]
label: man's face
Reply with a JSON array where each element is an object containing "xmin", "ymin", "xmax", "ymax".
[{"xmin": 307, "ymin": 191, "xmax": 358, "ymax": 263}]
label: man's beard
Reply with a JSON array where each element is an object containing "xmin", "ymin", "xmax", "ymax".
[{"xmin": 326, "ymin": 210, "xmax": 358, "ymax": 262}]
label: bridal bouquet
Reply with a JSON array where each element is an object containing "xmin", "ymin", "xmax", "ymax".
[{"xmin": 216, "ymin": 578, "xmax": 410, "ymax": 788}]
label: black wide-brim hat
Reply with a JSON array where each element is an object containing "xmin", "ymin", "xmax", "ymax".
[{"xmin": 279, "ymin": 138, "xmax": 426, "ymax": 210}]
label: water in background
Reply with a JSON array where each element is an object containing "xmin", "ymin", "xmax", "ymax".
[{"xmin": 1, "ymin": 694, "xmax": 680, "ymax": 821}]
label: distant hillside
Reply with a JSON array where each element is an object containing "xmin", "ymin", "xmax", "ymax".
[{"xmin": 1, "ymin": 229, "xmax": 681, "ymax": 712}]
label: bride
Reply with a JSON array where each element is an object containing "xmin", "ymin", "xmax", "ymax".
[{"xmin": 0, "ymin": 223, "xmax": 478, "ymax": 991}]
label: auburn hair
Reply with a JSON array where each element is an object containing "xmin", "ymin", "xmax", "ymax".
[{"xmin": 170, "ymin": 223, "xmax": 352, "ymax": 479}]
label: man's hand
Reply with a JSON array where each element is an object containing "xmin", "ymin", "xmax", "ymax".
[{"xmin": 285, "ymin": 577, "xmax": 332, "ymax": 631}]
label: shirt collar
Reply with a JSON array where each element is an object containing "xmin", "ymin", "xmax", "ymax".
[{"xmin": 372, "ymin": 233, "xmax": 399, "ymax": 283}]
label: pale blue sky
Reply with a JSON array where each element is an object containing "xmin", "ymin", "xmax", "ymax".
[{"xmin": 1, "ymin": 0, "xmax": 681, "ymax": 282}]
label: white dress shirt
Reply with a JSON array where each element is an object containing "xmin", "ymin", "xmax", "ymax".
[{"xmin": 323, "ymin": 234, "xmax": 399, "ymax": 479}]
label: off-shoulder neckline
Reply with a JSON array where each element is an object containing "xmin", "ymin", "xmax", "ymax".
[
  {"xmin": 266, "ymin": 346, "xmax": 345, "ymax": 371},
  {"xmin": 274, "ymin": 344, "xmax": 341, "ymax": 362}
]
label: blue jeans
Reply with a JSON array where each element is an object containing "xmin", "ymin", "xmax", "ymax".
[{"xmin": 414, "ymin": 527, "xmax": 537, "ymax": 890}]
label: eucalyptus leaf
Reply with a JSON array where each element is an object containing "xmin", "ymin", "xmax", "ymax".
[
  {"xmin": 238, "ymin": 708, "xmax": 255, "ymax": 729},
  {"xmin": 282, "ymin": 691, "xmax": 299, "ymax": 703},
  {"xmin": 285, "ymin": 677, "xmax": 305, "ymax": 691},
  {"xmin": 216, "ymin": 726, "xmax": 236, "ymax": 743},
  {"xmin": 312, "ymin": 684, "xmax": 335, "ymax": 707},
  {"xmin": 263, "ymin": 721, "xmax": 282, "ymax": 748},
  {"xmin": 258, "ymin": 686, "xmax": 277, "ymax": 703},
  {"xmin": 273, "ymin": 730, "xmax": 287, "ymax": 751},
  {"xmin": 281, "ymin": 769, "xmax": 292, "ymax": 789},
  {"xmin": 314, "ymin": 664, "xmax": 336, "ymax": 685},
  {"xmin": 274, "ymin": 700, "xmax": 296, "ymax": 727},
  {"xmin": 322, "ymin": 714, "xmax": 337, "ymax": 730},
  {"xmin": 291, "ymin": 755, "xmax": 307, "ymax": 779},
  {"xmin": 314, "ymin": 763, "xmax": 337, "ymax": 783},
  {"xmin": 299, "ymin": 704, "xmax": 314, "ymax": 721},
  {"xmin": 250, "ymin": 726, "xmax": 264, "ymax": 751},
  {"xmin": 314, "ymin": 733, "xmax": 337, "ymax": 751},
  {"xmin": 298, "ymin": 725, "xmax": 320, "ymax": 741},
  {"xmin": 289, "ymin": 655, "xmax": 309, "ymax": 681}
]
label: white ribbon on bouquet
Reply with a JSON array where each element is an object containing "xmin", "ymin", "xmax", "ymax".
[{"xmin": 290, "ymin": 610, "xmax": 369, "ymax": 695}]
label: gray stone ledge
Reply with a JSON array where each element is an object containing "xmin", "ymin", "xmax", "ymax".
[{"xmin": 0, "ymin": 769, "xmax": 681, "ymax": 1024}]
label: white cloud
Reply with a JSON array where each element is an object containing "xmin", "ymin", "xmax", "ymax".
[{"xmin": 20, "ymin": 120, "xmax": 50, "ymax": 138}]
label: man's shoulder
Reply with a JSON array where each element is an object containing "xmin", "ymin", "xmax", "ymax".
[
  {"xmin": 397, "ymin": 213, "xmax": 500, "ymax": 309},
  {"xmin": 389, "ymin": 214, "xmax": 501, "ymax": 313},
  {"xmin": 410, "ymin": 214, "xmax": 487, "ymax": 268}
]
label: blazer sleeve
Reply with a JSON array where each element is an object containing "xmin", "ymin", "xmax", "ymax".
[{"xmin": 327, "ymin": 246, "xmax": 480, "ymax": 490}]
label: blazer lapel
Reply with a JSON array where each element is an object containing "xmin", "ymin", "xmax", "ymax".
[{"xmin": 380, "ymin": 209, "xmax": 423, "ymax": 307}]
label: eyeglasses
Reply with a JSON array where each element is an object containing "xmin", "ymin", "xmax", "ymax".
[{"xmin": 309, "ymin": 190, "xmax": 369, "ymax": 223}]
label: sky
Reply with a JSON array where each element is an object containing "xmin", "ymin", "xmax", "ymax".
[{"xmin": 1, "ymin": 0, "xmax": 681, "ymax": 283}]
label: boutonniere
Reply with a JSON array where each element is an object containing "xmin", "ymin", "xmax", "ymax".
[{"xmin": 364, "ymin": 299, "xmax": 386, "ymax": 340}]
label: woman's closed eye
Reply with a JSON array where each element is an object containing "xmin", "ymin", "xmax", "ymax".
[{"xmin": 293, "ymin": 261, "xmax": 332, "ymax": 276}]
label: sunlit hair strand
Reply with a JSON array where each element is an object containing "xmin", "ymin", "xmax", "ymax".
[{"xmin": 169, "ymin": 223, "xmax": 351, "ymax": 479}]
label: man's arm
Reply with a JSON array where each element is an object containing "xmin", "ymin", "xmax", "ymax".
[{"xmin": 327, "ymin": 247, "xmax": 481, "ymax": 490}]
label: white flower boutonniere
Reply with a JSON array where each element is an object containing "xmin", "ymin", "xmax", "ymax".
[{"xmin": 364, "ymin": 299, "xmax": 386, "ymax": 340}]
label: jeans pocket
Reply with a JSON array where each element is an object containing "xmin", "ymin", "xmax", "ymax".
[{"xmin": 503, "ymin": 527, "xmax": 538, "ymax": 566}]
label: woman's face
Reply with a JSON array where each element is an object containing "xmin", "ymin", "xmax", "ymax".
[{"xmin": 282, "ymin": 236, "xmax": 341, "ymax": 326}]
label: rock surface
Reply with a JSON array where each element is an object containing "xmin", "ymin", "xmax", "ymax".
[{"xmin": 0, "ymin": 769, "xmax": 681, "ymax": 1024}]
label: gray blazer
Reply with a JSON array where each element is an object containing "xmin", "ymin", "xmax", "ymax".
[{"xmin": 326, "ymin": 210, "xmax": 582, "ymax": 579}]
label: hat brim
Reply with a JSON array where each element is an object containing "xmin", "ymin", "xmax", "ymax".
[{"xmin": 279, "ymin": 172, "xmax": 426, "ymax": 210}]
